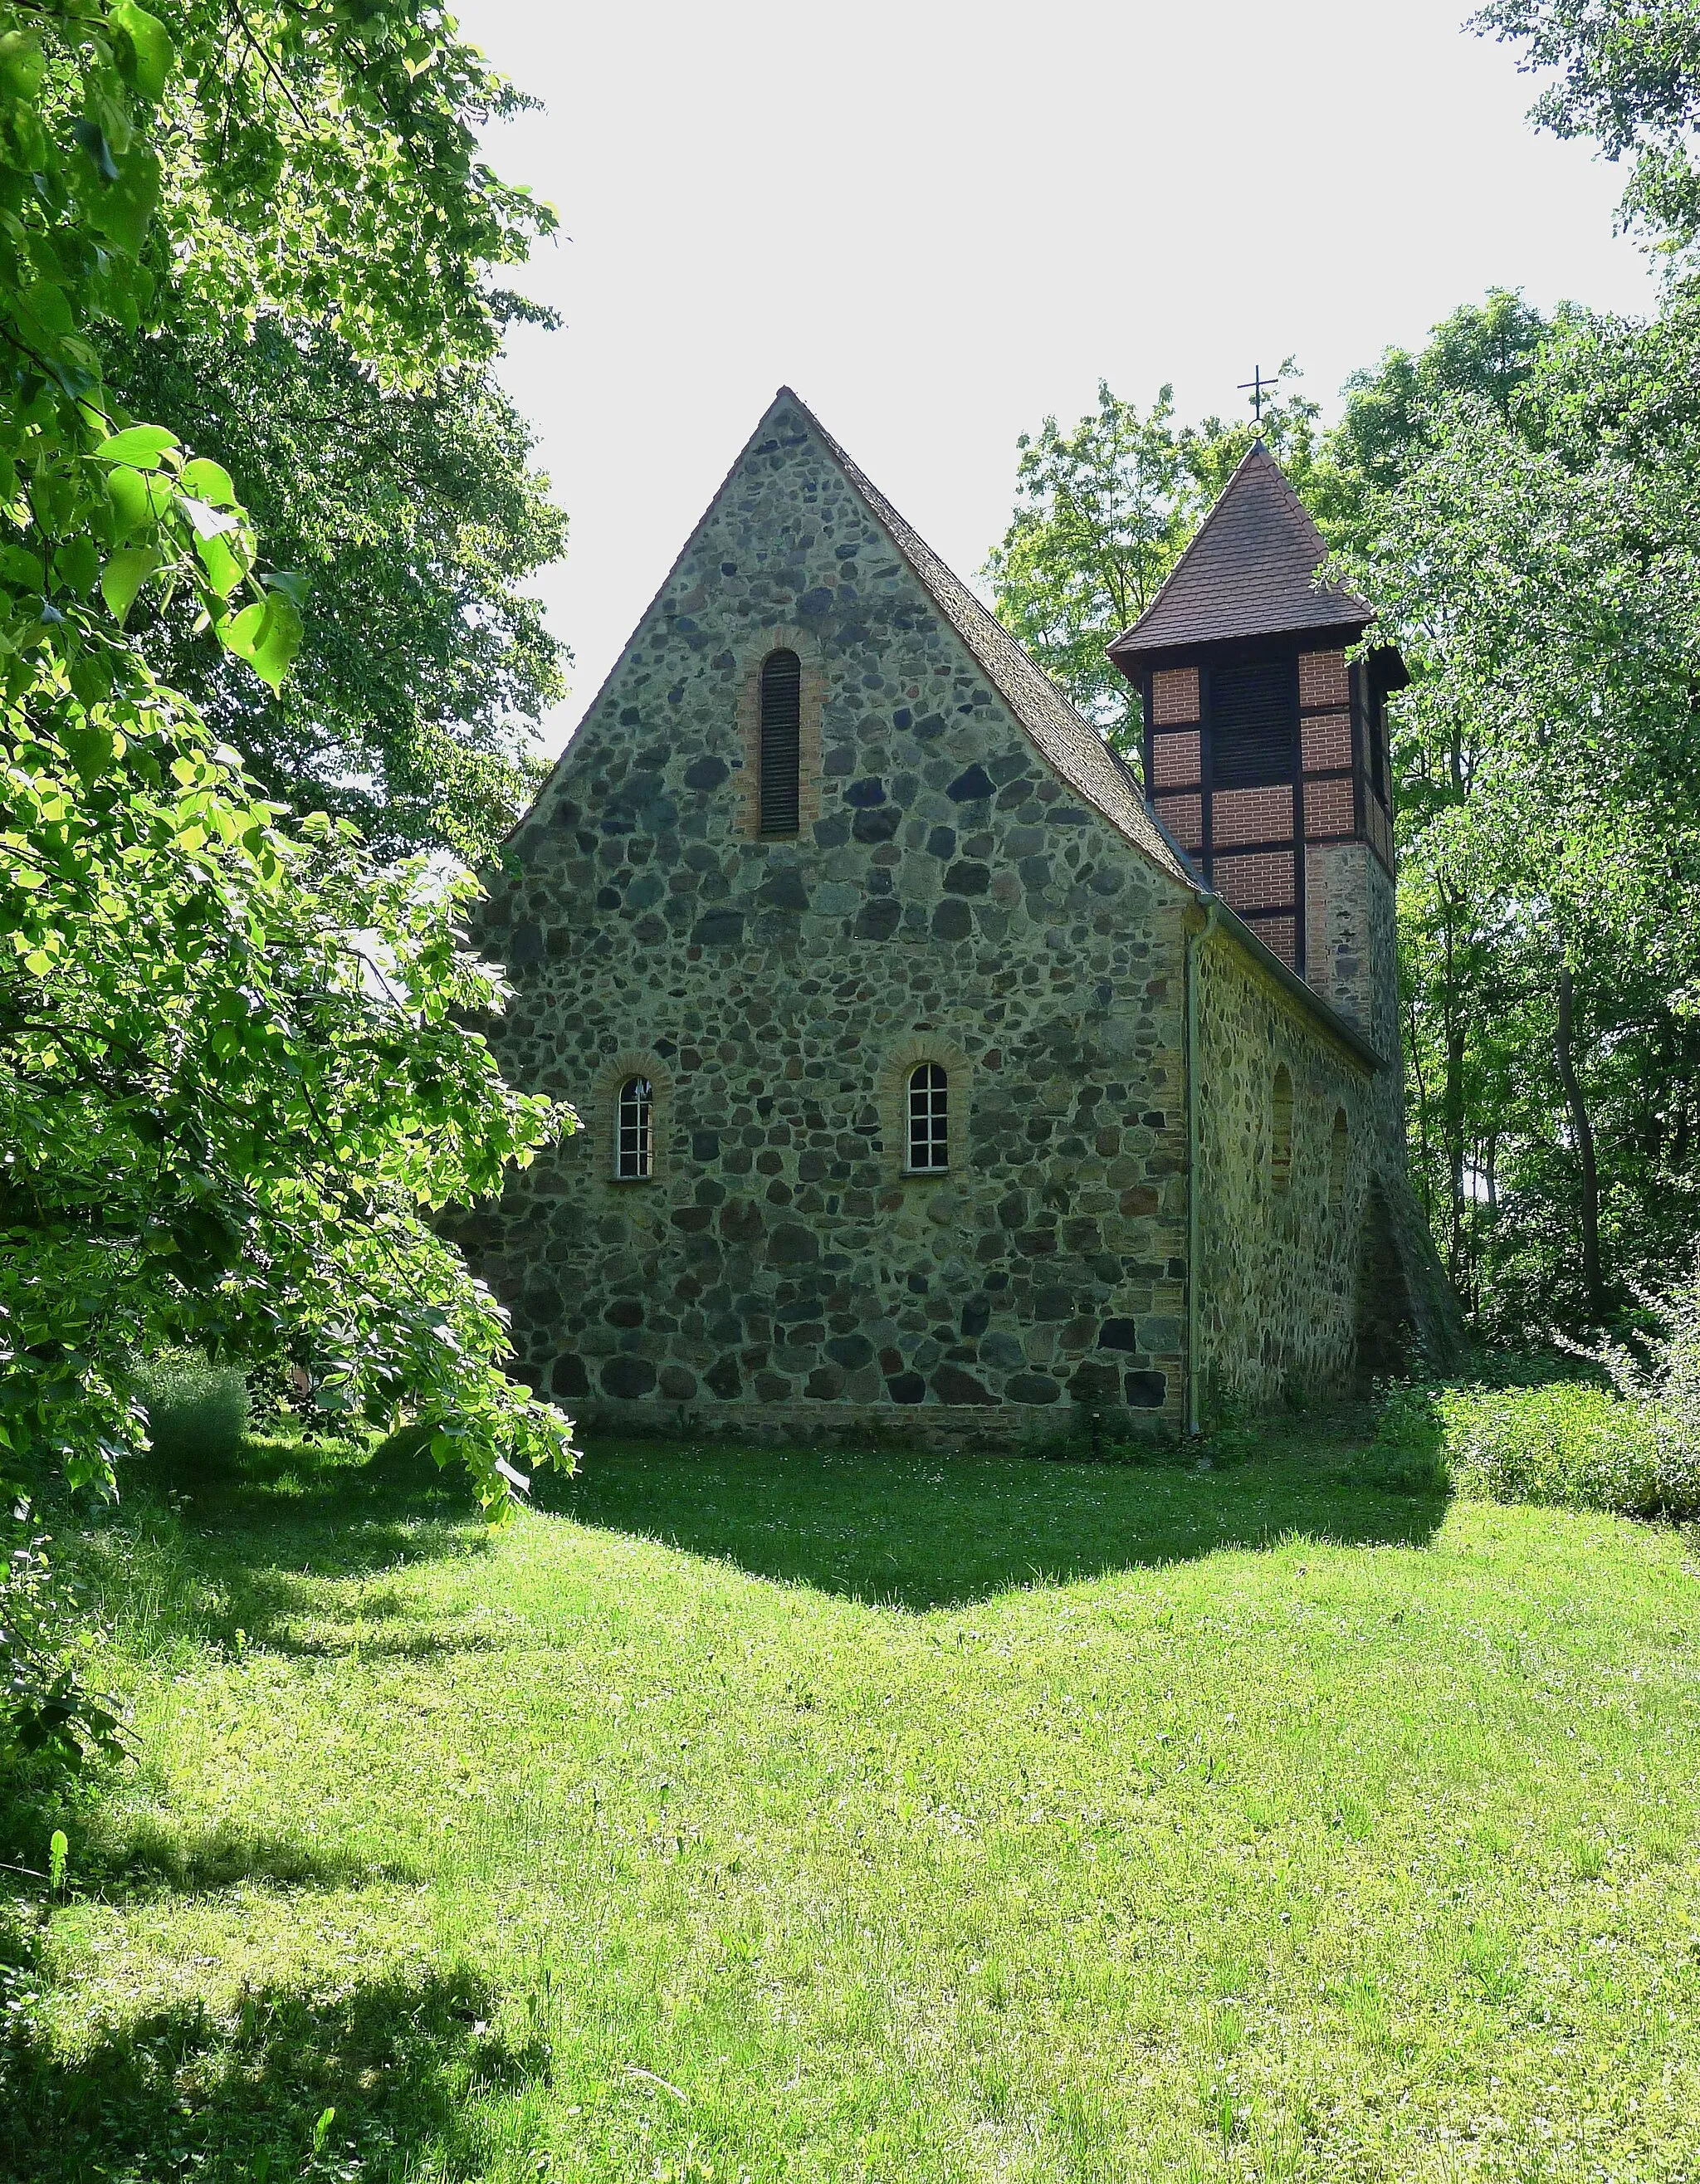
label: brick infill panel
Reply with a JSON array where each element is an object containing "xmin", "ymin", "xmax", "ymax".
[
  {"xmin": 1151, "ymin": 730, "xmax": 1200, "ymax": 787},
  {"xmin": 1212, "ymin": 784, "xmax": 1293, "ymax": 847},
  {"xmin": 1213, "ymin": 848, "xmax": 1296, "ymax": 913},
  {"xmin": 1301, "ymin": 710, "xmax": 1351, "ymax": 771},
  {"xmin": 1154, "ymin": 792, "xmax": 1202, "ymax": 848},
  {"xmin": 1151, "ymin": 667, "xmax": 1200, "ymax": 726},
  {"xmin": 1302, "ymin": 775, "xmax": 1355, "ymax": 838},
  {"xmin": 1298, "ymin": 649, "xmax": 1349, "ymax": 709}
]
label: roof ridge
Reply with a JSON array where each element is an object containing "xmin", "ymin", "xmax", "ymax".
[
  {"xmin": 784, "ymin": 389, "xmax": 1192, "ymax": 886},
  {"xmin": 1116, "ymin": 437, "xmax": 1272, "ymax": 654}
]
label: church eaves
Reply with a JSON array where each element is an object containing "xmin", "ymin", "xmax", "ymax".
[{"xmin": 1106, "ymin": 439, "xmax": 1370, "ymax": 668}]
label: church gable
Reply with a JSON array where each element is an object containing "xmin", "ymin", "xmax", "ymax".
[
  {"xmin": 496, "ymin": 389, "xmax": 1190, "ymax": 955},
  {"xmin": 468, "ymin": 390, "xmax": 1206, "ymax": 1429}
]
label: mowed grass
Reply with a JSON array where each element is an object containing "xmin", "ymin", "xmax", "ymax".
[{"xmin": 6, "ymin": 1431, "xmax": 1700, "ymax": 2183}]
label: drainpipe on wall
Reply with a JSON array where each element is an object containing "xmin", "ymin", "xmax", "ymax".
[{"xmin": 1184, "ymin": 895, "xmax": 1220, "ymax": 1439}]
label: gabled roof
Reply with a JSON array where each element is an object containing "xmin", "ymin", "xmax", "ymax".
[
  {"xmin": 784, "ymin": 391, "xmax": 1191, "ymax": 885},
  {"xmin": 1106, "ymin": 440, "xmax": 1370, "ymax": 668}
]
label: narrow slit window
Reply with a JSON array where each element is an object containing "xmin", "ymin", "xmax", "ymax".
[
  {"xmin": 616, "ymin": 1076, "xmax": 652, "ymax": 1180},
  {"xmin": 907, "ymin": 1063, "xmax": 949, "ymax": 1172},
  {"xmin": 759, "ymin": 648, "xmax": 801, "ymax": 836},
  {"xmin": 1271, "ymin": 1064, "xmax": 1293, "ymax": 1191},
  {"xmin": 1329, "ymin": 1107, "xmax": 1348, "ymax": 1209}
]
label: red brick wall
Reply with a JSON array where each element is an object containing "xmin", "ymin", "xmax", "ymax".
[
  {"xmin": 1298, "ymin": 649, "xmax": 1349, "ymax": 708},
  {"xmin": 1302, "ymin": 776, "xmax": 1355, "ymax": 838},
  {"xmin": 1151, "ymin": 667, "xmax": 1200, "ymax": 725},
  {"xmin": 1301, "ymin": 710, "xmax": 1351, "ymax": 771},
  {"xmin": 1213, "ymin": 784, "xmax": 1293, "ymax": 847},
  {"xmin": 1151, "ymin": 730, "xmax": 1201, "ymax": 787},
  {"xmin": 1155, "ymin": 792, "xmax": 1202, "ymax": 848},
  {"xmin": 1214, "ymin": 848, "xmax": 1295, "ymax": 914}
]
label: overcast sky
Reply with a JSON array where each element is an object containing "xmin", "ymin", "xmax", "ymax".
[{"xmin": 457, "ymin": 0, "xmax": 1658, "ymax": 756}]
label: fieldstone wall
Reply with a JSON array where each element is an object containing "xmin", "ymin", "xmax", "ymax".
[
  {"xmin": 1194, "ymin": 928, "xmax": 1377, "ymax": 1413},
  {"xmin": 457, "ymin": 396, "xmax": 1196, "ymax": 1447}
]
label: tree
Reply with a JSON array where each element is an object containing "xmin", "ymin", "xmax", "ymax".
[
  {"xmin": 983, "ymin": 368, "xmax": 1331, "ymax": 750},
  {"xmin": 1477, "ymin": 0, "xmax": 1700, "ymax": 254},
  {"xmin": 110, "ymin": 318, "xmax": 568, "ymax": 862},
  {"xmin": 0, "ymin": 0, "xmax": 572, "ymax": 1511},
  {"xmin": 1341, "ymin": 359, "xmax": 1700, "ymax": 1330}
]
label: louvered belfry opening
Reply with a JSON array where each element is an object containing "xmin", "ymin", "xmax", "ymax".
[
  {"xmin": 1210, "ymin": 658, "xmax": 1297, "ymax": 787},
  {"xmin": 758, "ymin": 648, "xmax": 802, "ymax": 836}
]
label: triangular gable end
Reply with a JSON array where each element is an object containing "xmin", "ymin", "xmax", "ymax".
[
  {"xmin": 509, "ymin": 388, "xmax": 1190, "ymax": 887},
  {"xmin": 1106, "ymin": 441, "xmax": 1370, "ymax": 667}
]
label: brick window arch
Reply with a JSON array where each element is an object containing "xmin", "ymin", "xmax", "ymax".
[
  {"xmin": 1329, "ymin": 1107, "xmax": 1348, "ymax": 1209},
  {"xmin": 591, "ymin": 1051, "xmax": 670, "ymax": 1185},
  {"xmin": 1272, "ymin": 1063, "xmax": 1294, "ymax": 1192},
  {"xmin": 735, "ymin": 625, "xmax": 824, "ymax": 839},
  {"xmin": 880, "ymin": 1036, "xmax": 970, "ymax": 1180}
]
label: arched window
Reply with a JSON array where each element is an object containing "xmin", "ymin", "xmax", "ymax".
[
  {"xmin": 1329, "ymin": 1107, "xmax": 1348, "ymax": 1209},
  {"xmin": 1271, "ymin": 1064, "xmax": 1293, "ymax": 1192},
  {"xmin": 907, "ymin": 1063, "xmax": 949, "ymax": 1172},
  {"xmin": 758, "ymin": 648, "xmax": 801, "ymax": 837},
  {"xmin": 616, "ymin": 1075, "xmax": 652, "ymax": 1180}
]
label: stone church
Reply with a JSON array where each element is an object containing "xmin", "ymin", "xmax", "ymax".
[{"xmin": 460, "ymin": 389, "xmax": 1456, "ymax": 1444}]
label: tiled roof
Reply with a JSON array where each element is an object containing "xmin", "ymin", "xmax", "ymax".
[
  {"xmin": 1107, "ymin": 440, "xmax": 1370, "ymax": 666},
  {"xmin": 786, "ymin": 391, "xmax": 1192, "ymax": 887}
]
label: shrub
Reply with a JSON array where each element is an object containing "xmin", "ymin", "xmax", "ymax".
[
  {"xmin": 1371, "ymin": 1260, "xmax": 1700, "ymax": 1523},
  {"xmin": 132, "ymin": 1351, "xmax": 250, "ymax": 1472},
  {"xmin": 1, "ymin": 1503, "xmax": 125, "ymax": 1772},
  {"xmin": 1434, "ymin": 1381, "xmax": 1668, "ymax": 1517}
]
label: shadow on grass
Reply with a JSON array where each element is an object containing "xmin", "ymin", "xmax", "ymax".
[
  {"xmin": 84, "ymin": 1439, "xmax": 491, "ymax": 1665},
  {"xmin": 0, "ymin": 1946, "xmax": 536, "ymax": 2184},
  {"xmin": 540, "ymin": 1432, "xmax": 1450, "ymax": 1610}
]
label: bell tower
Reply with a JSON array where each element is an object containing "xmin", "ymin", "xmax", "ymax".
[{"xmin": 1106, "ymin": 441, "xmax": 1404, "ymax": 1065}]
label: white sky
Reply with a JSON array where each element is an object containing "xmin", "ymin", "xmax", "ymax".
[{"xmin": 457, "ymin": 0, "xmax": 1658, "ymax": 757}]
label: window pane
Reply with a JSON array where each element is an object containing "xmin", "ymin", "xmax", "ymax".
[
  {"xmin": 617, "ymin": 1076, "xmax": 652, "ymax": 1179},
  {"xmin": 907, "ymin": 1062, "xmax": 947, "ymax": 1170}
]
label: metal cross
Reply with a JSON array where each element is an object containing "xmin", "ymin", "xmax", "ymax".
[{"xmin": 1238, "ymin": 364, "xmax": 1278, "ymax": 423}]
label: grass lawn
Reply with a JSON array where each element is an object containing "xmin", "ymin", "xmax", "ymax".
[{"xmin": 4, "ymin": 1428, "xmax": 1699, "ymax": 2182}]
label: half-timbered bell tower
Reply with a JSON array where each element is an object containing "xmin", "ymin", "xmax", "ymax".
[{"xmin": 1106, "ymin": 440, "xmax": 1404, "ymax": 1058}]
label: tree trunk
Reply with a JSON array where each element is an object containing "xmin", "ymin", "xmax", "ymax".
[{"xmin": 1555, "ymin": 963, "xmax": 1605, "ymax": 1322}]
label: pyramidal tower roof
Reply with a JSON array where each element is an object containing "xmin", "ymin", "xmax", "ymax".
[{"xmin": 1106, "ymin": 440, "xmax": 1370, "ymax": 668}]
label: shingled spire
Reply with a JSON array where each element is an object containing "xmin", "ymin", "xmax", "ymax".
[
  {"xmin": 1105, "ymin": 439, "xmax": 1402, "ymax": 1052},
  {"xmin": 1107, "ymin": 440, "xmax": 1369, "ymax": 667}
]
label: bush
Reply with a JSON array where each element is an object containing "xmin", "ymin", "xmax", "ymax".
[
  {"xmin": 1, "ymin": 1502, "xmax": 125, "ymax": 1771},
  {"xmin": 1372, "ymin": 1263, "xmax": 1700, "ymax": 1522},
  {"xmin": 132, "ymin": 1351, "xmax": 250, "ymax": 1472},
  {"xmin": 1434, "ymin": 1381, "xmax": 1670, "ymax": 1517}
]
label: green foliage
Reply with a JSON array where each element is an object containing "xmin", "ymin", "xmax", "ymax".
[
  {"xmin": 1, "ymin": 1502, "xmax": 125, "ymax": 1771},
  {"xmin": 1336, "ymin": 288, "xmax": 1700, "ymax": 1333},
  {"xmin": 131, "ymin": 1350, "xmax": 248, "ymax": 1470},
  {"xmin": 1441, "ymin": 1380, "xmax": 1673, "ymax": 1514},
  {"xmin": 0, "ymin": 0, "xmax": 574, "ymax": 1512},
  {"xmin": 1375, "ymin": 1263, "xmax": 1700, "ymax": 1519},
  {"xmin": 982, "ymin": 369, "xmax": 1337, "ymax": 750},
  {"xmin": 109, "ymin": 318, "xmax": 567, "ymax": 862},
  {"xmin": 1477, "ymin": 0, "xmax": 1700, "ymax": 255}
]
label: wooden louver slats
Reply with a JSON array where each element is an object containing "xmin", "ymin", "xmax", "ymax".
[
  {"xmin": 1209, "ymin": 657, "xmax": 1297, "ymax": 788},
  {"xmin": 759, "ymin": 649, "xmax": 802, "ymax": 835}
]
